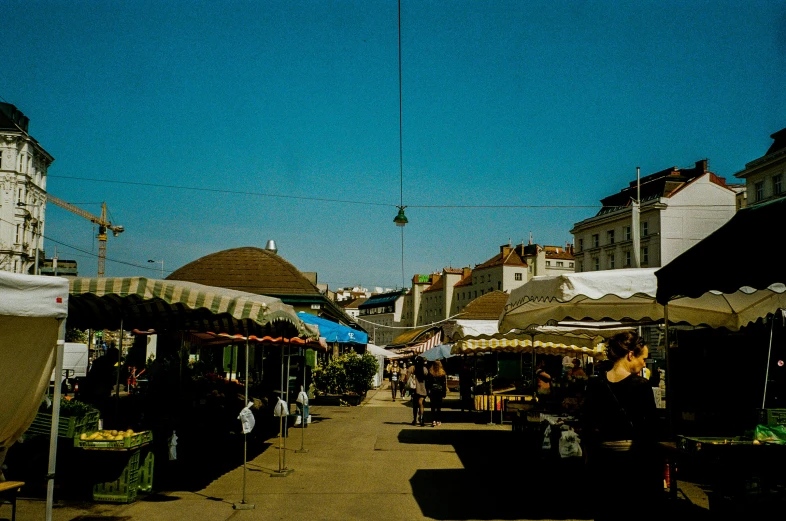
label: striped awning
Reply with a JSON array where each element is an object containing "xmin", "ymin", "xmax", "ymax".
[
  {"xmin": 451, "ymin": 332, "xmax": 606, "ymax": 359},
  {"xmin": 399, "ymin": 331, "xmax": 442, "ymax": 355},
  {"xmin": 195, "ymin": 331, "xmax": 329, "ymax": 351},
  {"xmin": 67, "ymin": 277, "xmax": 319, "ymax": 340}
]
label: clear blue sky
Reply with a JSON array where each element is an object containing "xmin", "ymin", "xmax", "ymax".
[{"xmin": 3, "ymin": 1, "xmax": 784, "ymax": 289}]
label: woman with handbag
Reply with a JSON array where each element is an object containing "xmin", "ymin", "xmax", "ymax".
[
  {"xmin": 426, "ymin": 360, "xmax": 448, "ymax": 426},
  {"xmin": 578, "ymin": 331, "xmax": 661, "ymax": 521}
]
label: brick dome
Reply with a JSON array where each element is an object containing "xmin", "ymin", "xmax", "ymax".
[{"xmin": 166, "ymin": 246, "xmax": 320, "ymax": 296}]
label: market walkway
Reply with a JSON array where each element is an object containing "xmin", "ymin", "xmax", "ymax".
[{"xmin": 8, "ymin": 385, "xmax": 713, "ymax": 521}]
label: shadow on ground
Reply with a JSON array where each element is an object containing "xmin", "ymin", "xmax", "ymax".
[{"xmin": 400, "ymin": 428, "xmax": 717, "ymax": 520}]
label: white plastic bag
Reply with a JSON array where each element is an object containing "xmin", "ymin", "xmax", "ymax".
[
  {"xmin": 168, "ymin": 430, "xmax": 178, "ymax": 461},
  {"xmin": 558, "ymin": 426, "xmax": 583, "ymax": 458},
  {"xmin": 296, "ymin": 391, "xmax": 309, "ymax": 406},
  {"xmin": 541, "ymin": 425, "xmax": 552, "ymax": 451},
  {"xmin": 238, "ymin": 401, "xmax": 256, "ymax": 434},
  {"xmin": 273, "ymin": 397, "xmax": 288, "ymax": 417}
]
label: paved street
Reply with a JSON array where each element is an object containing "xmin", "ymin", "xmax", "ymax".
[{"xmin": 6, "ymin": 385, "xmax": 713, "ymax": 521}]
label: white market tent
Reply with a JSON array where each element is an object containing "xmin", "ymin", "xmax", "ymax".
[
  {"xmin": 499, "ymin": 267, "xmax": 786, "ymax": 333},
  {"xmin": 0, "ymin": 272, "xmax": 69, "ymax": 520}
]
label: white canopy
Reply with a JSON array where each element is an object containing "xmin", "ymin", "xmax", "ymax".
[
  {"xmin": 0, "ymin": 272, "xmax": 69, "ymax": 486},
  {"xmin": 366, "ymin": 343, "xmax": 403, "ymax": 358},
  {"xmin": 499, "ymin": 267, "xmax": 785, "ymax": 333}
]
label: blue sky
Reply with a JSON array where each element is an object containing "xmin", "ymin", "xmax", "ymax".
[{"xmin": 3, "ymin": 1, "xmax": 784, "ymax": 289}]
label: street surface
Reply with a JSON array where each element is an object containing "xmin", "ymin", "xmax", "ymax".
[{"xmin": 6, "ymin": 385, "xmax": 713, "ymax": 521}]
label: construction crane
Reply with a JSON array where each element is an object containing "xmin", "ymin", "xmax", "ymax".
[{"xmin": 47, "ymin": 195, "xmax": 125, "ymax": 277}]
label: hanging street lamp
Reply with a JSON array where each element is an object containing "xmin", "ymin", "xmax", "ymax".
[{"xmin": 393, "ymin": 206, "xmax": 408, "ymax": 227}]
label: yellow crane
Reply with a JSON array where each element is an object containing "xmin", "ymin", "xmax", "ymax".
[{"xmin": 47, "ymin": 195, "xmax": 124, "ymax": 277}]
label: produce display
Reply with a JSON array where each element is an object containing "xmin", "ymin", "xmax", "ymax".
[{"xmin": 74, "ymin": 429, "xmax": 152, "ymax": 450}]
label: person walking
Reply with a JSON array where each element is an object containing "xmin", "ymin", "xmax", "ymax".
[
  {"xmin": 389, "ymin": 361, "xmax": 401, "ymax": 401},
  {"xmin": 427, "ymin": 360, "xmax": 448, "ymax": 426},
  {"xmin": 410, "ymin": 357, "xmax": 428, "ymax": 426}
]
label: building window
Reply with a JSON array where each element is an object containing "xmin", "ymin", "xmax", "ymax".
[
  {"xmin": 774, "ymin": 174, "xmax": 783, "ymax": 196},
  {"xmin": 577, "ymin": 261, "xmax": 583, "ymax": 272},
  {"xmin": 607, "ymin": 230, "xmax": 615, "ymax": 244},
  {"xmin": 624, "ymin": 226, "xmax": 631, "ymax": 241},
  {"xmin": 608, "ymin": 254, "xmax": 615, "ymax": 269},
  {"xmin": 515, "ymin": 273, "xmax": 522, "ymax": 281},
  {"xmin": 546, "ymin": 261, "xmax": 551, "ymax": 267},
  {"xmin": 556, "ymin": 261, "xmax": 563, "ymax": 267},
  {"xmin": 641, "ymin": 221, "xmax": 648, "ymax": 237},
  {"xmin": 593, "ymin": 257, "xmax": 599, "ymax": 271},
  {"xmin": 569, "ymin": 262, "xmax": 574, "ymax": 268},
  {"xmin": 755, "ymin": 181, "xmax": 764, "ymax": 202},
  {"xmin": 592, "ymin": 234, "xmax": 599, "ymax": 248},
  {"xmin": 642, "ymin": 247, "xmax": 649, "ymax": 265},
  {"xmin": 625, "ymin": 251, "xmax": 631, "ymax": 267},
  {"xmin": 578, "ymin": 238, "xmax": 583, "ymax": 251},
  {"xmin": 498, "ymin": 281, "xmax": 501, "ymax": 290},
  {"xmin": 474, "ymin": 291, "xmax": 477, "ymax": 298}
]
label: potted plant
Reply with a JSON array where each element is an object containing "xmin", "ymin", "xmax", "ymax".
[{"xmin": 312, "ymin": 353, "xmax": 378, "ymax": 406}]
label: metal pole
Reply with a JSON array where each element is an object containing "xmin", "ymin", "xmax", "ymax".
[
  {"xmin": 763, "ymin": 317, "xmax": 775, "ymax": 409},
  {"xmin": 46, "ymin": 319, "xmax": 66, "ymax": 521},
  {"xmin": 283, "ymin": 345, "xmax": 292, "ymax": 469},
  {"xmin": 233, "ymin": 338, "xmax": 254, "ymax": 509},
  {"xmin": 664, "ymin": 305, "xmax": 673, "ymax": 439},
  {"xmin": 114, "ymin": 319, "xmax": 124, "ymax": 426},
  {"xmin": 296, "ymin": 346, "xmax": 308, "ymax": 453},
  {"xmin": 271, "ymin": 342, "xmax": 292, "ymax": 477}
]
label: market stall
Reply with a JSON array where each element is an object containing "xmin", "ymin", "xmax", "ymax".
[
  {"xmin": 8, "ymin": 276, "xmax": 317, "ymax": 515},
  {"xmin": 655, "ymin": 197, "xmax": 786, "ymax": 510}
]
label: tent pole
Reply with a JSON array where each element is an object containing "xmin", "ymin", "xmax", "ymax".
[
  {"xmin": 296, "ymin": 346, "xmax": 308, "ymax": 453},
  {"xmin": 763, "ymin": 316, "xmax": 775, "ymax": 409},
  {"xmin": 46, "ymin": 319, "xmax": 66, "ymax": 521},
  {"xmin": 664, "ymin": 305, "xmax": 673, "ymax": 440},
  {"xmin": 233, "ymin": 337, "xmax": 254, "ymax": 509},
  {"xmin": 283, "ymin": 344, "xmax": 292, "ymax": 469},
  {"xmin": 114, "ymin": 318, "xmax": 124, "ymax": 426}
]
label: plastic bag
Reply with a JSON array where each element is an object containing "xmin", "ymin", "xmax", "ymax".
[
  {"xmin": 541, "ymin": 425, "xmax": 552, "ymax": 451},
  {"xmin": 754, "ymin": 424, "xmax": 786, "ymax": 445},
  {"xmin": 296, "ymin": 391, "xmax": 309, "ymax": 406},
  {"xmin": 238, "ymin": 401, "xmax": 256, "ymax": 434},
  {"xmin": 168, "ymin": 430, "xmax": 178, "ymax": 461},
  {"xmin": 407, "ymin": 373, "xmax": 417, "ymax": 390},
  {"xmin": 558, "ymin": 426, "xmax": 583, "ymax": 458},
  {"xmin": 273, "ymin": 397, "xmax": 288, "ymax": 417}
]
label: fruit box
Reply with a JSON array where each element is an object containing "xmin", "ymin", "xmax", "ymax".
[
  {"xmin": 74, "ymin": 430, "xmax": 153, "ymax": 450},
  {"xmin": 26, "ymin": 411, "xmax": 100, "ymax": 439}
]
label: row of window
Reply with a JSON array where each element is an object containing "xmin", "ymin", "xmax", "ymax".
[
  {"xmin": 544, "ymin": 261, "xmax": 574, "ymax": 268},
  {"xmin": 753, "ymin": 173, "xmax": 783, "ymax": 202},
  {"xmin": 577, "ymin": 222, "xmax": 649, "ymax": 252},
  {"xmin": 577, "ymin": 247, "xmax": 649, "ymax": 271}
]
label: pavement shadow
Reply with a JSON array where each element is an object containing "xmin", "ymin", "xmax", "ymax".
[{"xmin": 400, "ymin": 428, "xmax": 591, "ymax": 520}]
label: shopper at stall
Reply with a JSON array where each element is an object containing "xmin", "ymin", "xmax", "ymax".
[
  {"xmin": 578, "ymin": 331, "xmax": 661, "ymax": 521},
  {"xmin": 411, "ymin": 357, "xmax": 428, "ymax": 426},
  {"xmin": 535, "ymin": 359, "xmax": 552, "ymax": 395},
  {"xmin": 426, "ymin": 360, "xmax": 448, "ymax": 426}
]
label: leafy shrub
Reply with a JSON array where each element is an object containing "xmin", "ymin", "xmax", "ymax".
[{"xmin": 313, "ymin": 352, "xmax": 378, "ymax": 396}]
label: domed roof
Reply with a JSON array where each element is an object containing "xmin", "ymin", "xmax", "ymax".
[{"xmin": 167, "ymin": 246, "xmax": 320, "ymax": 296}]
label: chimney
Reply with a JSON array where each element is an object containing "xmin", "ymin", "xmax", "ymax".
[{"xmin": 696, "ymin": 159, "xmax": 708, "ymax": 173}]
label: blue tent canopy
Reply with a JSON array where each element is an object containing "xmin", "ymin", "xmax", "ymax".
[
  {"xmin": 296, "ymin": 312, "xmax": 368, "ymax": 344},
  {"xmin": 420, "ymin": 343, "xmax": 455, "ymax": 361}
]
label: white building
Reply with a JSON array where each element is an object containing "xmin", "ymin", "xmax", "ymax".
[
  {"xmin": 0, "ymin": 103, "xmax": 52, "ymax": 274},
  {"xmin": 734, "ymin": 127, "xmax": 785, "ymax": 208},
  {"xmin": 571, "ymin": 160, "xmax": 737, "ymax": 271},
  {"xmin": 357, "ymin": 289, "xmax": 407, "ymax": 346}
]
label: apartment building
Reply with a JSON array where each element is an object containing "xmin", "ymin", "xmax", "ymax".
[
  {"xmin": 357, "ymin": 289, "xmax": 407, "ymax": 346},
  {"xmin": 734, "ymin": 127, "xmax": 786, "ymax": 208},
  {"xmin": 571, "ymin": 160, "xmax": 737, "ymax": 271},
  {"xmin": 0, "ymin": 103, "xmax": 53, "ymax": 274}
]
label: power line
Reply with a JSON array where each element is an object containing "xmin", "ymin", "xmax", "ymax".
[{"xmin": 46, "ymin": 175, "xmax": 737, "ymax": 209}]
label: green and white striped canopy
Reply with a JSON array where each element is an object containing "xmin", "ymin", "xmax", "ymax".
[{"xmin": 68, "ymin": 277, "xmax": 318, "ymax": 339}]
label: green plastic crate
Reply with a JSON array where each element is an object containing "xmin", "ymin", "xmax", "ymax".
[
  {"xmin": 74, "ymin": 430, "xmax": 153, "ymax": 450},
  {"xmin": 92, "ymin": 450, "xmax": 141, "ymax": 503},
  {"xmin": 137, "ymin": 451, "xmax": 154, "ymax": 493},
  {"xmin": 26, "ymin": 411, "xmax": 100, "ymax": 438},
  {"xmin": 757, "ymin": 409, "xmax": 786, "ymax": 426}
]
